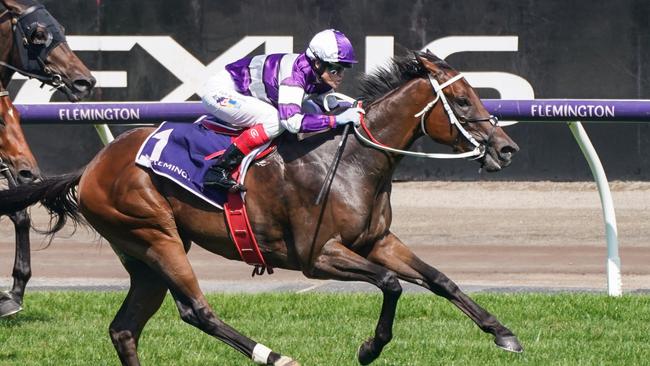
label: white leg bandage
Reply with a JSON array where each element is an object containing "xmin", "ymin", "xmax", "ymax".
[{"xmin": 252, "ymin": 343, "xmax": 273, "ymax": 364}]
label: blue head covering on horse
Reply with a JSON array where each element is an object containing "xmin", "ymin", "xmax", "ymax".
[{"xmin": 5, "ymin": 1, "xmax": 67, "ymax": 81}]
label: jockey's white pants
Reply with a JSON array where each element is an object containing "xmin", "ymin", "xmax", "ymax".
[{"xmin": 200, "ymin": 70, "xmax": 284, "ymax": 138}]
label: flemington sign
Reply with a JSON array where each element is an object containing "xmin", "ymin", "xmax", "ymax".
[
  {"xmin": 487, "ymin": 100, "xmax": 650, "ymax": 122},
  {"xmin": 57, "ymin": 106, "xmax": 141, "ymax": 122},
  {"xmin": 16, "ymin": 100, "xmax": 650, "ymax": 124},
  {"xmin": 530, "ymin": 103, "xmax": 615, "ymax": 119}
]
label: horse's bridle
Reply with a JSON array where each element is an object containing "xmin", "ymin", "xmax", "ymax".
[
  {"xmin": 0, "ymin": 4, "xmax": 66, "ymax": 87},
  {"xmin": 414, "ymin": 72, "xmax": 500, "ymax": 160},
  {"xmin": 342, "ymin": 71, "xmax": 497, "ymax": 160}
]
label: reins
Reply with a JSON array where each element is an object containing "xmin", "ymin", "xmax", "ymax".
[{"xmin": 0, "ymin": 60, "xmax": 61, "ymax": 84}]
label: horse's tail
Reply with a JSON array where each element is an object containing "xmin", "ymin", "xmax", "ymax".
[{"xmin": 0, "ymin": 171, "xmax": 84, "ymax": 235}]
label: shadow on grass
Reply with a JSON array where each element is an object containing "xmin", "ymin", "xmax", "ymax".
[
  {"xmin": 0, "ymin": 311, "xmax": 53, "ymax": 327},
  {"xmin": 0, "ymin": 352, "xmax": 17, "ymax": 362}
]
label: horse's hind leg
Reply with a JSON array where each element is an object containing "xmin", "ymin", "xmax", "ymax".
[
  {"xmin": 161, "ymin": 249, "xmax": 298, "ymax": 365},
  {"xmin": 308, "ymin": 239, "xmax": 403, "ymax": 365},
  {"xmin": 109, "ymin": 256, "xmax": 168, "ymax": 366},
  {"xmin": 366, "ymin": 232, "xmax": 523, "ymax": 353},
  {"xmin": 0, "ymin": 210, "xmax": 31, "ymax": 317},
  {"xmin": 116, "ymin": 231, "xmax": 298, "ymax": 366}
]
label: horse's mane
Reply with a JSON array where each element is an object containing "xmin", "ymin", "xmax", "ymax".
[{"xmin": 357, "ymin": 51, "xmax": 453, "ymax": 105}]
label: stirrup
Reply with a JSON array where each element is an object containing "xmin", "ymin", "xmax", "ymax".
[
  {"xmin": 227, "ymin": 183, "xmax": 247, "ymax": 193},
  {"xmin": 204, "ymin": 177, "xmax": 246, "ymax": 192}
]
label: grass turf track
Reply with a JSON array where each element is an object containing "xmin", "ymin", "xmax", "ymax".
[{"xmin": 1, "ymin": 292, "xmax": 649, "ymax": 365}]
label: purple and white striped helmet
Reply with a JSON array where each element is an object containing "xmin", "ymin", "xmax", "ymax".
[{"xmin": 306, "ymin": 29, "xmax": 358, "ymax": 66}]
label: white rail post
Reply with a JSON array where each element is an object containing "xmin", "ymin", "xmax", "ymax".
[{"xmin": 567, "ymin": 121, "xmax": 622, "ymax": 296}]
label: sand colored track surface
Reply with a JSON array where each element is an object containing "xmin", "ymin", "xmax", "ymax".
[{"xmin": 1, "ymin": 181, "xmax": 649, "ymax": 293}]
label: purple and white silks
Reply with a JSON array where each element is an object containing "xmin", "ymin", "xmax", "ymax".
[{"xmin": 225, "ymin": 53, "xmax": 333, "ymax": 133}]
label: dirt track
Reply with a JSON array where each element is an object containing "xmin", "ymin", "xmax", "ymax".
[{"xmin": 1, "ymin": 181, "xmax": 649, "ymax": 292}]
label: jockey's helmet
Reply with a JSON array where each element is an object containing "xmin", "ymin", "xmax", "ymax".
[{"xmin": 306, "ymin": 29, "xmax": 357, "ymax": 68}]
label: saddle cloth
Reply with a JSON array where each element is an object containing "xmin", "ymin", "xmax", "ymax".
[{"xmin": 135, "ymin": 116, "xmax": 271, "ymax": 209}]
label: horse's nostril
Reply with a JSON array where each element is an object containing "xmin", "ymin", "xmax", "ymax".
[
  {"xmin": 498, "ymin": 145, "xmax": 518, "ymax": 161},
  {"xmin": 73, "ymin": 77, "xmax": 96, "ymax": 93},
  {"xmin": 500, "ymin": 145, "xmax": 518, "ymax": 155}
]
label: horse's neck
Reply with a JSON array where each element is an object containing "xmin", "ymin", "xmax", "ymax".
[
  {"xmin": 350, "ymin": 79, "xmax": 430, "ymax": 173},
  {"xmin": 364, "ymin": 79, "xmax": 429, "ymax": 152}
]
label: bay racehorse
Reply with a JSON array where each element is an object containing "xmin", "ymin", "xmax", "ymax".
[
  {"xmin": 0, "ymin": 51, "xmax": 520, "ymax": 365},
  {"xmin": 0, "ymin": 0, "xmax": 95, "ymax": 316}
]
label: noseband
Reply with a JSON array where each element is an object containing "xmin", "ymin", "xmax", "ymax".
[{"xmin": 0, "ymin": 4, "xmax": 66, "ymax": 86}]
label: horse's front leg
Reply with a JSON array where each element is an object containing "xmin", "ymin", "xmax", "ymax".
[
  {"xmin": 308, "ymin": 239, "xmax": 402, "ymax": 365},
  {"xmin": 0, "ymin": 209, "xmax": 31, "ymax": 317},
  {"xmin": 366, "ymin": 232, "xmax": 523, "ymax": 353}
]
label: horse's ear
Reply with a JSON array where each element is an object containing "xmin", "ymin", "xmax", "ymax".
[
  {"xmin": 413, "ymin": 51, "xmax": 427, "ymax": 69},
  {"xmin": 413, "ymin": 51, "xmax": 436, "ymax": 72},
  {"xmin": 424, "ymin": 49, "xmax": 444, "ymax": 62},
  {"xmin": 1, "ymin": 0, "xmax": 22, "ymax": 12}
]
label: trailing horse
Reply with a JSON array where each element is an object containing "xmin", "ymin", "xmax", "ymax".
[
  {"xmin": 0, "ymin": 51, "xmax": 521, "ymax": 365},
  {"xmin": 0, "ymin": 0, "xmax": 95, "ymax": 316}
]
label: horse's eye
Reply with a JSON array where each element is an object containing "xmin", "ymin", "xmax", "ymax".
[
  {"xmin": 456, "ymin": 97, "xmax": 471, "ymax": 108},
  {"xmin": 31, "ymin": 29, "xmax": 50, "ymax": 45}
]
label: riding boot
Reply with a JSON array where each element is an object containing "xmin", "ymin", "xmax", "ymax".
[{"xmin": 203, "ymin": 144, "xmax": 247, "ymax": 191}]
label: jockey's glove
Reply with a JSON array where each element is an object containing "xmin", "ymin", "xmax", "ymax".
[{"xmin": 335, "ymin": 107, "xmax": 365, "ymax": 127}]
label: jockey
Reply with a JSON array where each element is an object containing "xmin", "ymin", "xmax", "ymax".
[{"xmin": 200, "ymin": 29, "xmax": 364, "ymax": 191}]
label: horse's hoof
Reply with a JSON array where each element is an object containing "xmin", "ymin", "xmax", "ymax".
[
  {"xmin": 274, "ymin": 356, "xmax": 300, "ymax": 366},
  {"xmin": 357, "ymin": 338, "xmax": 379, "ymax": 365},
  {"xmin": 0, "ymin": 293, "xmax": 22, "ymax": 318},
  {"xmin": 494, "ymin": 335, "xmax": 523, "ymax": 353}
]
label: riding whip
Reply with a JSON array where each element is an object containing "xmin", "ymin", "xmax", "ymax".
[{"xmin": 314, "ymin": 101, "xmax": 362, "ymax": 205}]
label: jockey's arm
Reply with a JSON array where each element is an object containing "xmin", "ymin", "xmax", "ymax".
[
  {"xmin": 303, "ymin": 92, "xmax": 353, "ymax": 114},
  {"xmin": 277, "ymin": 83, "xmax": 336, "ymax": 134}
]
